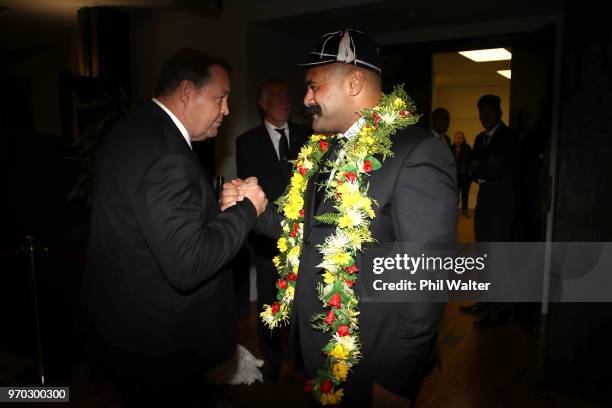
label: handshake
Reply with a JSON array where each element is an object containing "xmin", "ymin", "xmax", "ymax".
[{"xmin": 220, "ymin": 177, "xmax": 268, "ymax": 216}]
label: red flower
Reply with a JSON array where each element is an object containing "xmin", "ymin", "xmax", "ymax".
[
  {"xmin": 304, "ymin": 380, "xmax": 313, "ymax": 393},
  {"xmin": 337, "ymin": 325, "xmax": 350, "ymax": 337},
  {"xmin": 345, "ymin": 279, "xmax": 354, "ymax": 288},
  {"xmin": 345, "ymin": 264, "xmax": 359, "ymax": 274},
  {"xmin": 319, "ymin": 140, "xmax": 329, "ymax": 151},
  {"xmin": 345, "ymin": 172, "xmax": 357, "ymax": 183},
  {"xmin": 271, "ymin": 302, "xmax": 280, "ymax": 315},
  {"xmin": 325, "ymin": 309, "xmax": 336, "ymax": 324},
  {"xmin": 298, "ymin": 166, "xmax": 308, "ymax": 176},
  {"xmin": 328, "ymin": 293, "xmax": 341, "ymax": 309},
  {"xmin": 277, "ymin": 279, "xmax": 288, "ymax": 289},
  {"xmin": 290, "ymin": 223, "xmax": 300, "ymax": 237},
  {"xmin": 363, "ymin": 160, "xmax": 373, "ymax": 173},
  {"xmin": 299, "ymin": 209, "xmax": 305, "ymax": 218},
  {"xmin": 321, "ymin": 379, "xmax": 333, "ymax": 394},
  {"xmin": 287, "ymin": 273, "xmax": 298, "ymax": 281},
  {"xmin": 399, "ymin": 109, "xmax": 411, "ymax": 118},
  {"xmin": 372, "ymin": 111, "xmax": 381, "ymax": 126}
]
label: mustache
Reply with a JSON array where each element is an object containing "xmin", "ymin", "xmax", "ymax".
[{"xmin": 306, "ymin": 105, "xmax": 322, "ymax": 117}]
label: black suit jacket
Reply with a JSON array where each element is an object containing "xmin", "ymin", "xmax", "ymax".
[
  {"xmin": 255, "ymin": 125, "xmax": 457, "ymax": 400},
  {"xmin": 235, "ymin": 122, "xmax": 310, "ymax": 202},
  {"xmin": 470, "ymin": 122, "xmax": 520, "ymax": 241},
  {"xmin": 452, "ymin": 142, "xmax": 472, "ymax": 177},
  {"xmin": 84, "ymin": 101, "xmax": 257, "ymax": 377}
]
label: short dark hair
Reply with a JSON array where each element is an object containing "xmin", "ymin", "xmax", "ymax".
[
  {"xmin": 154, "ymin": 48, "xmax": 231, "ymax": 97},
  {"xmin": 477, "ymin": 94, "xmax": 501, "ymax": 111},
  {"xmin": 432, "ymin": 107, "xmax": 449, "ymax": 120}
]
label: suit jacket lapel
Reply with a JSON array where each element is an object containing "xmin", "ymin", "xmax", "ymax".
[
  {"xmin": 288, "ymin": 123, "xmax": 303, "ymax": 157},
  {"xmin": 259, "ymin": 125, "xmax": 282, "ymax": 164}
]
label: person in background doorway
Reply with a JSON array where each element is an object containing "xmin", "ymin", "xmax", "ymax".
[
  {"xmin": 431, "ymin": 107, "xmax": 452, "ymax": 149},
  {"xmin": 452, "ymin": 131, "xmax": 472, "ymax": 217}
]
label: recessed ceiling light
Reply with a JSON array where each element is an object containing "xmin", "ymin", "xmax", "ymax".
[
  {"xmin": 459, "ymin": 48, "xmax": 512, "ymax": 62},
  {"xmin": 497, "ymin": 70, "xmax": 511, "ymax": 79}
]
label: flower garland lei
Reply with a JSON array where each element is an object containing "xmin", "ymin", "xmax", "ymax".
[{"xmin": 260, "ymin": 86, "xmax": 419, "ymax": 405}]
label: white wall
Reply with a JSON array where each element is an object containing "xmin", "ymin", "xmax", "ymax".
[{"xmin": 432, "ymin": 85, "xmax": 510, "ymax": 147}]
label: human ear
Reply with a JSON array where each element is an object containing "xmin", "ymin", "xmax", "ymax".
[{"xmin": 346, "ymin": 69, "xmax": 365, "ymax": 96}]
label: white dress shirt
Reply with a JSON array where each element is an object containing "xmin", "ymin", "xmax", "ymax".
[
  {"xmin": 484, "ymin": 122, "xmax": 502, "ymax": 146},
  {"xmin": 152, "ymin": 98, "xmax": 192, "ymax": 150},
  {"xmin": 264, "ymin": 120, "xmax": 290, "ymax": 160},
  {"xmin": 327, "ymin": 117, "xmax": 366, "ymax": 182}
]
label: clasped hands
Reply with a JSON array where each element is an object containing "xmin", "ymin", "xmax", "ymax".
[{"xmin": 220, "ymin": 177, "xmax": 267, "ymax": 216}]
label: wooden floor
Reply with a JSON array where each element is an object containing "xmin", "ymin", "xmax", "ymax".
[
  {"xmin": 0, "ymin": 212, "xmax": 606, "ymax": 407},
  {"xmin": 219, "ymin": 212, "xmax": 605, "ymax": 407}
]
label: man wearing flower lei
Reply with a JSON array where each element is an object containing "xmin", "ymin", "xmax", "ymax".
[{"xmin": 222, "ymin": 29, "xmax": 457, "ymax": 406}]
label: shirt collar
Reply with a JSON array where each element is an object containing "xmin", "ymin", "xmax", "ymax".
[
  {"xmin": 486, "ymin": 122, "xmax": 503, "ymax": 137},
  {"xmin": 264, "ymin": 119, "xmax": 288, "ymax": 135},
  {"xmin": 152, "ymin": 98, "xmax": 192, "ymax": 150},
  {"xmin": 338, "ymin": 117, "xmax": 366, "ymax": 140},
  {"xmin": 432, "ymin": 130, "xmax": 445, "ymax": 140}
]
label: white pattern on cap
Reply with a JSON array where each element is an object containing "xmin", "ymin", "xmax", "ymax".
[{"xmin": 300, "ymin": 29, "xmax": 382, "ymax": 74}]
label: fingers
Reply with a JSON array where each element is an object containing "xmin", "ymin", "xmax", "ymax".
[{"xmin": 244, "ymin": 176, "xmax": 258, "ymax": 185}]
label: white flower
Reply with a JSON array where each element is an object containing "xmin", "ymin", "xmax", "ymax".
[
  {"xmin": 381, "ymin": 112, "xmax": 397, "ymax": 124},
  {"xmin": 322, "ymin": 232, "xmax": 351, "ymax": 255},
  {"xmin": 333, "ymin": 334, "xmax": 360, "ymax": 358}
]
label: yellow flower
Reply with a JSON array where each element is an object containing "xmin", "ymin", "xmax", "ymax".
[
  {"xmin": 338, "ymin": 209, "xmax": 364, "ymax": 228},
  {"xmin": 321, "ymin": 389, "xmax": 344, "ymax": 406},
  {"xmin": 299, "ymin": 145, "xmax": 313, "ymax": 158},
  {"xmin": 311, "ymin": 134, "xmax": 327, "ymax": 142},
  {"xmin": 290, "ymin": 172, "xmax": 304, "ymax": 190},
  {"xmin": 330, "ymin": 343, "xmax": 349, "ymax": 360},
  {"xmin": 272, "ymin": 256, "xmax": 281, "ymax": 269},
  {"xmin": 332, "ymin": 362, "xmax": 349, "ymax": 381},
  {"xmin": 339, "ymin": 191, "xmax": 361, "ymax": 209},
  {"xmin": 288, "ymin": 245, "xmax": 301, "ymax": 260},
  {"xmin": 285, "ymin": 285, "xmax": 295, "ymax": 299},
  {"xmin": 323, "ymin": 271, "xmax": 335, "ymax": 284},
  {"xmin": 331, "ymin": 252, "xmax": 351, "ymax": 266},
  {"xmin": 277, "ymin": 237, "xmax": 288, "ymax": 253},
  {"xmin": 283, "ymin": 195, "xmax": 304, "ymax": 220},
  {"xmin": 393, "ymin": 97, "xmax": 405, "ymax": 109},
  {"xmin": 354, "ymin": 146, "xmax": 369, "ymax": 159},
  {"xmin": 292, "ymin": 263, "xmax": 299, "ymax": 274}
]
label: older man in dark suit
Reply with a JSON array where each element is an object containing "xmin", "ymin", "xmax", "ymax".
[
  {"xmin": 83, "ymin": 49, "xmax": 267, "ymax": 406},
  {"xmin": 235, "ymin": 80, "xmax": 310, "ymax": 381},
  {"xmin": 223, "ymin": 29, "xmax": 456, "ymax": 406}
]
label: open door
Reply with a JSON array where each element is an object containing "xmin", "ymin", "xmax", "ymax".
[{"xmin": 509, "ymin": 23, "xmax": 556, "ymax": 242}]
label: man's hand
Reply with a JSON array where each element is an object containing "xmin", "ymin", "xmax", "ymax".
[
  {"xmin": 242, "ymin": 177, "xmax": 268, "ymax": 216},
  {"xmin": 220, "ymin": 178, "xmax": 245, "ymax": 211},
  {"xmin": 220, "ymin": 177, "xmax": 267, "ymax": 216}
]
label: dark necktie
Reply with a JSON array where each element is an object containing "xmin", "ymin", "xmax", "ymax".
[
  {"xmin": 275, "ymin": 128, "xmax": 290, "ymax": 161},
  {"xmin": 275, "ymin": 128, "xmax": 292, "ymax": 181}
]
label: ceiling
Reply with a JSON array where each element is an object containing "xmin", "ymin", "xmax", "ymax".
[
  {"xmin": 0, "ymin": 0, "xmax": 563, "ymax": 50},
  {"xmin": 433, "ymin": 51, "xmax": 511, "ymax": 87}
]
